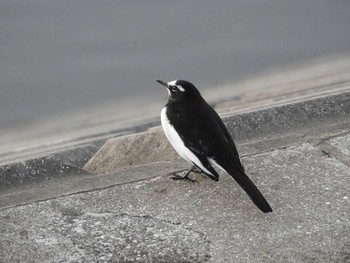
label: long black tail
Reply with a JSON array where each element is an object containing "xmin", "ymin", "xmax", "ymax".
[{"xmin": 229, "ymin": 169, "xmax": 273, "ymax": 213}]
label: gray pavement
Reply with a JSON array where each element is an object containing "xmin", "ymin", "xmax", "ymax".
[
  {"xmin": 0, "ymin": 87, "xmax": 350, "ymax": 262},
  {"xmin": 0, "ymin": 135, "xmax": 349, "ymax": 262}
]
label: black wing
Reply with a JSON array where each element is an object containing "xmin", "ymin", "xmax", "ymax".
[
  {"xmin": 206, "ymin": 104, "xmax": 245, "ymax": 172},
  {"xmin": 167, "ymin": 98, "xmax": 272, "ymax": 213},
  {"xmin": 166, "ymin": 101, "xmax": 221, "ymax": 181},
  {"xmin": 202, "ymin": 104, "xmax": 272, "ymax": 212}
]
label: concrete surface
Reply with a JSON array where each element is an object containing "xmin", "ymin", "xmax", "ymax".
[
  {"xmin": 0, "ymin": 133, "xmax": 349, "ymax": 262},
  {"xmin": 0, "ymin": 60, "xmax": 350, "ymax": 262},
  {"xmin": 0, "ymin": 94, "xmax": 350, "ymax": 262}
]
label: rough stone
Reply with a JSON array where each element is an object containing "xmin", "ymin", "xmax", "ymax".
[{"xmin": 83, "ymin": 128, "xmax": 178, "ymax": 174}]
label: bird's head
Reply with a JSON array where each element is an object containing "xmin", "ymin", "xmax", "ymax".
[{"xmin": 157, "ymin": 79, "xmax": 201, "ymax": 102}]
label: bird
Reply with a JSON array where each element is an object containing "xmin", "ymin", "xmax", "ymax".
[{"xmin": 157, "ymin": 79, "xmax": 272, "ymax": 213}]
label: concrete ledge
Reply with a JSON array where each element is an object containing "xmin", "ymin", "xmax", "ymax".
[
  {"xmin": 0, "ymin": 121, "xmax": 158, "ymax": 189},
  {"xmin": 1, "ymin": 88, "xmax": 349, "ymax": 187},
  {"xmin": 0, "ymin": 142, "xmax": 105, "ymax": 190},
  {"xmin": 83, "ymin": 89, "xmax": 350, "ymax": 175},
  {"xmin": 1, "ymin": 88, "xmax": 350, "ymax": 263},
  {"xmin": 225, "ymin": 88, "xmax": 350, "ymax": 141},
  {"xmin": 0, "ymin": 161, "xmax": 187, "ymax": 209},
  {"xmin": 0, "ymin": 155, "xmax": 86, "ymax": 192}
]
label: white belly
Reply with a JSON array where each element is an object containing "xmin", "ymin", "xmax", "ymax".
[{"xmin": 160, "ymin": 107, "xmax": 214, "ymax": 176}]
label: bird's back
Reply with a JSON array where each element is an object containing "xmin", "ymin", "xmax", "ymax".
[{"xmin": 166, "ymin": 95, "xmax": 244, "ymax": 172}]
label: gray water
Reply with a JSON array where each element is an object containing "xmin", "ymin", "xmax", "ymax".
[{"xmin": 1, "ymin": 0, "xmax": 350, "ymax": 126}]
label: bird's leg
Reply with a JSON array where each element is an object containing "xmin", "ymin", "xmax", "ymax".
[
  {"xmin": 189, "ymin": 166, "xmax": 202, "ymax": 174},
  {"xmin": 170, "ymin": 165, "xmax": 199, "ymax": 183}
]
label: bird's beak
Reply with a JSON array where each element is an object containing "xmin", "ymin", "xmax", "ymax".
[{"xmin": 156, "ymin": 80, "xmax": 168, "ymax": 87}]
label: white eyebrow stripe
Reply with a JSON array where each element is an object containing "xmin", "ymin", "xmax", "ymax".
[{"xmin": 167, "ymin": 80, "xmax": 177, "ymax": 86}]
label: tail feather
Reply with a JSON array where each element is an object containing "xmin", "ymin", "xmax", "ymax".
[{"xmin": 229, "ymin": 169, "xmax": 273, "ymax": 213}]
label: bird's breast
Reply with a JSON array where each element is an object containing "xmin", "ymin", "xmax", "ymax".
[{"xmin": 161, "ymin": 107, "xmax": 190, "ymax": 162}]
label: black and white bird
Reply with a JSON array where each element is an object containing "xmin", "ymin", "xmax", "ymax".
[{"xmin": 157, "ymin": 79, "xmax": 272, "ymax": 213}]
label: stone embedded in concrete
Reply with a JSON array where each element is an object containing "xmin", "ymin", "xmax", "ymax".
[{"xmin": 83, "ymin": 128, "xmax": 178, "ymax": 174}]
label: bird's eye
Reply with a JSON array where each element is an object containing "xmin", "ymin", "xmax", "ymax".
[{"xmin": 170, "ymin": 86, "xmax": 177, "ymax": 93}]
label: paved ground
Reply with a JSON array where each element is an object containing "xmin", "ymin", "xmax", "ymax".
[
  {"xmin": 1, "ymin": 57, "xmax": 350, "ymax": 262},
  {"xmin": 0, "ymin": 133, "xmax": 349, "ymax": 262},
  {"xmin": 1, "ymin": 88, "xmax": 350, "ymax": 262}
]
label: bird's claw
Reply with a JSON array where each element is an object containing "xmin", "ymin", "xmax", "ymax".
[{"xmin": 170, "ymin": 172, "xmax": 199, "ymax": 183}]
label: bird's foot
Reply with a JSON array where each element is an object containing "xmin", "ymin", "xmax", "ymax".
[
  {"xmin": 170, "ymin": 172, "xmax": 198, "ymax": 183},
  {"xmin": 169, "ymin": 165, "xmax": 200, "ymax": 183},
  {"xmin": 189, "ymin": 166, "xmax": 202, "ymax": 174}
]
